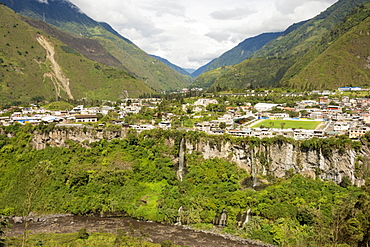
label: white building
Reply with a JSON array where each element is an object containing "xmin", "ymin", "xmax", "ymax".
[
  {"xmin": 254, "ymin": 103, "xmax": 279, "ymax": 112},
  {"xmin": 75, "ymin": 114, "xmax": 98, "ymax": 123},
  {"xmin": 193, "ymin": 99, "xmax": 218, "ymax": 107},
  {"xmin": 130, "ymin": 124, "xmax": 155, "ymax": 132},
  {"xmin": 333, "ymin": 122, "xmax": 350, "ymax": 132},
  {"xmin": 158, "ymin": 121, "xmax": 171, "ymax": 130}
]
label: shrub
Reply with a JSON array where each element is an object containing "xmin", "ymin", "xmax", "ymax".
[
  {"xmin": 161, "ymin": 240, "xmax": 173, "ymax": 247},
  {"xmin": 77, "ymin": 228, "xmax": 89, "ymax": 239}
]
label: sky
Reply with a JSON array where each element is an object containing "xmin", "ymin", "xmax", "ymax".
[{"xmin": 67, "ymin": 0, "xmax": 338, "ymax": 69}]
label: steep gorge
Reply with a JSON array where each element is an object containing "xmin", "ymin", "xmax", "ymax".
[{"xmin": 28, "ymin": 127, "xmax": 370, "ymax": 186}]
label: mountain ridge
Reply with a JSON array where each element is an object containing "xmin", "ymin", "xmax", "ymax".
[
  {"xmin": 191, "ymin": 19, "xmax": 308, "ymax": 78},
  {"xmin": 150, "ymin": 54, "xmax": 192, "ymax": 77},
  {"xmin": 1, "ymin": 0, "xmax": 192, "ymax": 92},
  {"xmin": 0, "ymin": 4, "xmax": 153, "ymax": 103},
  {"xmin": 194, "ymin": 0, "xmax": 370, "ymax": 91}
]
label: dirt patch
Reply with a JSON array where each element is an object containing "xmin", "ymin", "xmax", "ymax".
[{"xmin": 36, "ymin": 35, "xmax": 74, "ymax": 99}]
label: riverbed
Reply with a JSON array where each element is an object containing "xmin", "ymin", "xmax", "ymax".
[{"xmin": 6, "ymin": 215, "xmax": 273, "ymax": 247}]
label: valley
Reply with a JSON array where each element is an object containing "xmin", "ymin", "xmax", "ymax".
[{"xmin": 1, "ymin": 0, "xmax": 370, "ymax": 246}]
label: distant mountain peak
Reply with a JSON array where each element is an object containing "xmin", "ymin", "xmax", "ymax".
[{"xmin": 150, "ymin": 55, "xmax": 192, "ymax": 77}]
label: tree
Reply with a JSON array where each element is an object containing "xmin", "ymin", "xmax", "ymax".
[
  {"xmin": 339, "ymin": 176, "xmax": 351, "ymax": 188},
  {"xmin": 330, "ymin": 195, "xmax": 357, "ymax": 246},
  {"xmin": 186, "ymin": 105, "xmax": 194, "ymax": 114},
  {"xmin": 280, "ymin": 122, "xmax": 286, "ymax": 129},
  {"xmin": 288, "ymin": 111, "xmax": 299, "ymax": 118},
  {"xmin": 0, "ymin": 217, "xmax": 8, "ymax": 247},
  {"xmin": 19, "ymin": 161, "xmax": 52, "ymax": 247},
  {"xmin": 300, "ymin": 110, "xmax": 308, "ymax": 117}
]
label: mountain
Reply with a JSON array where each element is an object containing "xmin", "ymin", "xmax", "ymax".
[
  {"xmin": 184, "ymin": 68, "xmax": 196, "ymax": 74},
  {"xmin": 195, "ymin": 0, "xmax": 370, "ymax": 91},
  {"xmin": 1, "ymin": 0, "xmax": 192, "ymax": 93},
  {"xmin": 201, "ymin": 32, "xmax": 283, "ymax": 74},
  {"xmin": 192, "ymin": 20, "xmax": 307, "ymax": 78},
  {"xmin": 150, "ymin": 55, "xmax": 192, "ymax": 77},
  {"xmin": 191, "ymin": 59, "xmax": 216, "ymax": 78},
  {"xmin": 0, "ymin": 4, "xmax": 153, "ymax": 104},
  {"xmin": 280, "ymin": 4, "xmax": 370, "ymax": 90}
]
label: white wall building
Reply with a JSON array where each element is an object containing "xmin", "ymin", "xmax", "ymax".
[{"xmin": 254, "ymin": 103, "xmax": 279, "ymax": 112}]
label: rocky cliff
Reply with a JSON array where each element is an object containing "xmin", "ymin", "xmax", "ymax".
[
  {"xmin": 30, "ymin": 125, "xmax": 127, "ymax": 150},
  {"xmin": 183, "ymin": 139, "xmax": 368, "ymax": 187},
  {"xmin": 28, "ymin": 126, "xmax": 369, "ymax": 186}
]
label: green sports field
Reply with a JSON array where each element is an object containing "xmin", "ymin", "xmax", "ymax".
[{"xmin": 251, "ymin": 120, "xmax": 321, "ymax": 130}]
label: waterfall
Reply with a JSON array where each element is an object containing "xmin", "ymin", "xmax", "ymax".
[
  {"xmin": 251, "ymin": 149, "xmax": 258, "ymax": 188},
  {"xmin": 219, "ymin": 209, "xmax": 227, "ymax": 226},
  {"xmin": 175, "ymin": 206, "xmax": 183, "ymax": 225},
  {"xmin": 242, "ymin": 209, "xmax": 251, "ymax": 227},
  {"xmin": 176, "ymin": 138, "xmax": 185, "ymax": 181}
]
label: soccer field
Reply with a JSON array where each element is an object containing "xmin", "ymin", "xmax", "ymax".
[{"xmin": 251, "ymin": 120, "xmax": 321, "ymax": 130}]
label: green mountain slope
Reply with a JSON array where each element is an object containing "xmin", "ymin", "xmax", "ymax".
[
  {"xmin": 0, "ymin": 4, "xmax": 153, "ymax": 103},
  {"xmin": 251, "ymin": 0, "xmax": 367, "ymax": 59},
  {"xmin": 195, "ymin": 0, "xmax": 370, "ymax": 91},
  {"xmin": 150, "ymin": 55, "xmax": 192, "ymax": 77},
  {"xmin": 202, "ymin": 32, "xmax": 283, "ymax": 74},
  {"xmin": 280, "ymin": 4, "xmax": 370, "ymax": 90},
  {"xmin": 192, "ymin": 21, "xmax": 307, "ymax": 79},
  {"xmin": 1, "ymin": 0, "xmax": 192, "ymax": 92},
  {"xmin": 195, "ymin": 57, "xmax": 295, "ymax": 91}
]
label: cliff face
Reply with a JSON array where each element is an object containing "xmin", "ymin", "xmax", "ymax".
[
  {"xmin": 31, "ymin": 126, "xmax": 127, "ymax": 150},
  {"xmin": 184, "ymin": 140, "xmax": 368, "ymax": 186},
  {"xmin": 29, "ymin": 127, "xmax": 369, "ymax": 186}
]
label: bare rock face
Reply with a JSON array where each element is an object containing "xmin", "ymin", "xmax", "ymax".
[
  {"xmin": 29, "ymin": 127, "xmax": 368, "ymax": 186},
  {"xmin": 31, "ymin": 126, "xmax": 127, "ymax": 150},
  {"xmin": 184, "ymin": 140, "xmax": 368, "ymax": 186}
]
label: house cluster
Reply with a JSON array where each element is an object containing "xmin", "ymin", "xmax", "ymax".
[
  {"xmin": 190, "ymin": 96, "xmax": 370, "ymax": 140},
  {"xmin": 1, "ymin": 94, "xmax": 370, "ymax": 140},
  {"xmin": 0, "ymin": 105, "xmax": 101, "ymax": 125}
]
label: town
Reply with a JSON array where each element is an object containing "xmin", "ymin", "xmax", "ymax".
[{"xmin": 1, "ymin": 87, "xmax": 370, "ymax": 140}]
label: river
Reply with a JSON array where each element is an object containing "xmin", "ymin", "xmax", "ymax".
[{"xmin": 7, "ymin": 215, "xmax": 273, "ymax": 247}]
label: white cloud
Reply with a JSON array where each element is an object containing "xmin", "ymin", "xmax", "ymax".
[
  {"xmin": 35, "ymin": 0, "xmax": 48, "ymax": 3},
  {"xmin": 68, "ymin": 0, "xmax": 338, "ymax": 69},
  {"xmin": 210, "ymin": 7, "xmax": 256, "ymax": 20}
]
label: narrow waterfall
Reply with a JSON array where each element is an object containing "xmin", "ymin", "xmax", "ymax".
[
  {"xmin": 176, "ymin": 138, "xmax": 185, "ymax": 182},
  {"xmin": 219, "ymin": 209, "xmax": 227, "ymax": 226},
  {"xmin": 175, "ymin": 206, "xmax": 183, "ymax": 225},
  {"xmin": 251, "ymin": 149, "xmax": 258, "ymax": 188},
  {"xmin": 243, "ymin": 209, "xmax": 251, "ymax": 227}
]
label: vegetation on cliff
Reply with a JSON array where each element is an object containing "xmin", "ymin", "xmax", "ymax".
[{"xmin": 0, "ymin": 126, "xmax": 370, "ymax": 246}]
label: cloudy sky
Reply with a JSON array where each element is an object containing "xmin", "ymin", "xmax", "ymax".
[{"xmin": 67, "ymin": 0, "xmax": 338, "ymax": 69}]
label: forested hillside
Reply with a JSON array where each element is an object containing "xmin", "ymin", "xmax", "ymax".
[{"xmin": 1, "ymin": 125, "xmax": 370, "ymax": 246}]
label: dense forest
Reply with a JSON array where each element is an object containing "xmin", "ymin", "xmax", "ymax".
[{"xmin": 0, "ymin": 124, "xmax": 370, "ymax": 246}]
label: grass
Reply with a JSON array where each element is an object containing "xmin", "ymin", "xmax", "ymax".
[{"xmin": 251, "ymin": 120, "xmax": 321, "ymax": 130}]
